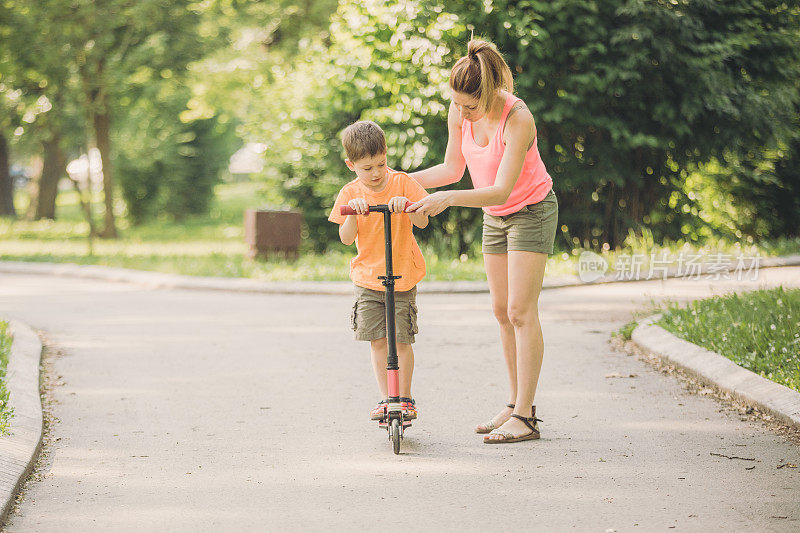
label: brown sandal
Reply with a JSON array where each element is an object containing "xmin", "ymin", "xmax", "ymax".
[
  {"xmin": 475, "ymin": 404, "xmax": 535, "ymax": 434},
  {"xmin": 483, "ymin": 407, "xmax": 542, "ymax": 444}
]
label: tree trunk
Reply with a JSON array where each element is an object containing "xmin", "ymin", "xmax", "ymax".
[
  {"xmin": 602, "ymin": 181, "xmax": 615, "ymax": 248},
  {"xmin": 93, "ymin": 98, "xmax": 117, "ymax": 238},
  {"xmin": 0, "ymin": 133, "xmax": 15, "ymax": 217},
  {"xmin": 32, "ymin": 133, "xmax": 65, "ymax": 220}
]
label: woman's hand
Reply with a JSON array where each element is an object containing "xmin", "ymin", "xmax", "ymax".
[{"xmin": 407, "ymin": 191, "xmax": 452, "ymax": 217}]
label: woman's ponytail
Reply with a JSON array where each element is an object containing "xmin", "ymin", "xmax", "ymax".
[{"xmin": 450, "ymin": 39, "xmax": 513, "ymax": 112}]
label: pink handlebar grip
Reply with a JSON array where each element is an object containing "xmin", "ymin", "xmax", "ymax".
[{"xmin": 340, "ymin": 201, "xmax": 413, "ymax": 216}]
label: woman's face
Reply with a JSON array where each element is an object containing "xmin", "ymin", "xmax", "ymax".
[{"xmin": 451, "ymin": 91, "xmax": 483, "ymax": 122}]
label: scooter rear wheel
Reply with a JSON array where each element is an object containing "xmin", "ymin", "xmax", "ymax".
[{"xmin": 390, "ymin": 418, "xmax": 401, "ymax": 455}]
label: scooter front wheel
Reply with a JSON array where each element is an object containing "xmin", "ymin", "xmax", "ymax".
[{"xmin": 390, "ymin": 418, "xmax": 401, "ymax": 455}]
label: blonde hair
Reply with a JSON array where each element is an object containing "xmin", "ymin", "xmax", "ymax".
[
  {"xmin": 449, "ymin": 39, "xmax": 514, "ymax": 112},
  {"xmin": 341, "ymin": 120, "xmax": 387, "ymax": 162}
]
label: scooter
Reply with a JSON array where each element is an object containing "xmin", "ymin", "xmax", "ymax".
[{"xmin": 340, "ymin": 201, "xmax": 413, "ymax": 455}]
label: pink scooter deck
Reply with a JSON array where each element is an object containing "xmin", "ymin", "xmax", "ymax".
[{"xmin": 378, "ymin": 420, "xmax": 413, "ymax": 429}]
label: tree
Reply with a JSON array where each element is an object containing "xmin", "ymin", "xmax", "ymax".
[
  {"xmin": 247, "ymin": 0, "xmax": 800, "ymax": 252},
  {"xmin": 0, "ymin": 133, "xmax": 13, "ymax": 217},
  {"xmin": 248, "ymin": 0, "xmax": 479, "ymax": 253},
  {"xmin": 116, "ymin": 84, "xmax": 238, "ymax": 224},
  {"xmin": 60, "ymin": 0, "xmax": 212, "ymax": 236},
  {"xmin": 447, "ymin": 0, "xmax": 800, "ymax": 247},
  {"xmin": 0, "ymin": 0, "xmax": 88, "ymax": 221}
]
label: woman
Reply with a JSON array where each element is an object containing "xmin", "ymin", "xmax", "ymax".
[{"xmin": 408, "ymin": 39, "xmax": 558, "ymax": 444}]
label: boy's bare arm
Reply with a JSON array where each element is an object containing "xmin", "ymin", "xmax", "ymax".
[
  {"xmin": 339, "ymin": 197, "xmax": 368, "ymax": 245},
  {"xmin": 339, "ymin": 215, "xmax": 357, "ymax": 245}
]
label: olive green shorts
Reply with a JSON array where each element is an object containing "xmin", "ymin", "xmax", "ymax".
[
  {"xmin": 482, "ymin": 188, "xmax": 559, "ymax": 255},
  {"xmin": 351, "ymin": 286, "xmax": 418, "ymax": 344}
]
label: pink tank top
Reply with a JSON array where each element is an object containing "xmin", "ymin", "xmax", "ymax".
[{"xmin": 462, "ymin": 92, "xmax": 553, "ymax": 216}]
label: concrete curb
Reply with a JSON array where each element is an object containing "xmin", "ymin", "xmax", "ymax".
[
  {"xmin": 0, "ymin": 261, "xmax": 489, "ymax": 294},
  {"xmin": 631, "ymin": 314, "xmax": 800, "ymax": 430},
  {"xmin": 0, "ymin": 320, "xmax": 43, "ymax": 526},
  {"xmin": 0, "ymin": 254, "xmax": 799, "ymax": 295}
]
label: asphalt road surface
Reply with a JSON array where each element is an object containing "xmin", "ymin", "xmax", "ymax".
[{"xmin": 1, "ymin": 268, "xmax": 799, "ymax": 531}]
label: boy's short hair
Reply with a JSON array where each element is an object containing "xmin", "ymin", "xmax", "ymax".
[{"xmin": 341, "ymin": 120, "xmax": 387, "ymax": 162}]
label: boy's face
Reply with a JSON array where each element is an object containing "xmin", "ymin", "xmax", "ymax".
[
  {"xmin": 452, "ymin": 91, "xmax": 483, "ymax": 122},
  {"xmin": 345, "ymin": 152, "xmax": 389, "ymax": 191}
]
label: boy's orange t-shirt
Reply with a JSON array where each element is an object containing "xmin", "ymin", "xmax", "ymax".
[{"xmin": 328, "ymin": 169, "xmax": 428, "ymax": 292}]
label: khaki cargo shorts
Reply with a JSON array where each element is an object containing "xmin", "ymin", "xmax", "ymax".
[
  {"xmin": 351, "ymin": 286, "xmax": 419, "ymax": 344},
  {"xmin": 482, "ymin": 188, "xmax": 559, "ymax": 255}
]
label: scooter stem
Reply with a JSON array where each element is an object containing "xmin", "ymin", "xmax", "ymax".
[{"xmin": 380, "ymin": 209, "xmax": 400, "ymax": 374}]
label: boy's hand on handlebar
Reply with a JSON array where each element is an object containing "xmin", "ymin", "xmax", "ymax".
[
  {"xmin": 347, "ymin": 198, "xmax": 369, "ymax": 215},
  {"xmin": 388, "ymin": 196, "xmax": 410, "ymax": 213}
]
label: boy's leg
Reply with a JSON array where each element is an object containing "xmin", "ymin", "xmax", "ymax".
[
  {"xmin": 396, "ymin": 343, "xmax": 415, "ymax": 398},
  {"xmin": 392, "ymin": 287, "xmax": 418, "ymax": 400},
  {"xmin": 370, "ymin": 338, "xmax": 388, "ymax": 399}
]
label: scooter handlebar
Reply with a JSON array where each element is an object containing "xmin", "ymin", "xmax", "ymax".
[{"xmin": 340, "ymin": 201, "xmax": 413, "ymax": 216}]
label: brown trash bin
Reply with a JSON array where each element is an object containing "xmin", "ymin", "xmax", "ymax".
[{"xmin": 244, "ymin": 209, "xmax": 302, "ymax": 260}]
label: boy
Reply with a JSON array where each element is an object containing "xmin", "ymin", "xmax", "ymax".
[{"xmin": 328, "ymin": 120, "xmax": 429, "ymax": 421}]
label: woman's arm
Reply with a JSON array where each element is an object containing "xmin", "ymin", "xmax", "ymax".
[
  {"xmin": 408, "ymin": 211, "xmax": 428, "ymax": 229},
  {"xmin": 409, "ymin": 109, "xmax": 534, "ymax": 216},
  {"xmin": 408, "ymin": 102, "xmax": 467, "ymax": 189}
]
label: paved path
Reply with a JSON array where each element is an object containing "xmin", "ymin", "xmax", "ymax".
[{"xmin": 0, "ymin": 268, "xmax": 799, "ymax": 531}]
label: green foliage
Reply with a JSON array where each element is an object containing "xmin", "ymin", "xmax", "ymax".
[
  {"xmin": 677, "ymin": 145, "xmax": 800, "ymax": 243},
  {"xmin": 241, "ymin": 0, "xmax": 800, "ymax": 252},
  {"xmin": 658, "ymin": 287, "xmax": 800, "ymax": 392},
  {"xmin": 164, "ymin": 117, "xmax": 237, "ymax": 219},
  {"xmin": 2, "ymin": 0, "xmax": 243, "ymax": 226},
  {"xmin": 771, "ymin": 141, "xmax": 800, "ymax": 238},
  {"xmin": 4, "ymin": 0, "xmax": 800, "ymax": 249},
  {"xmin": 3, "ymin": 183, "xmax": 799, "ymax": 281},
  {"xmin": 0, "ymin": 321, "xmax": 13, "ymax": 434},
  {"xmin": 447, "ymin": 0, "xmax": 800, "ymax": 249},
  {"xmin": 115, "ymin": 81, "xmax": 239, "ymax": 223},
  {"xmin": 615, "ymin": 320, "xmax": 637, "ymax": 341},
  {"xmin": 118, "ymin": 116, "xmax": 238, "ymax": 224},
  {"xmin": 246, "ymin": 0, "xmax": 486, "ymax": 253}
]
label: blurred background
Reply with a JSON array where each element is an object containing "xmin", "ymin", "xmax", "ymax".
[{"xmin": 1, "ymin": 0, "xmax": 798, "ymax": 281}]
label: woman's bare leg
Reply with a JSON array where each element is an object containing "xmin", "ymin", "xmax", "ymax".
[
  {"xmin": 475, "ymin": 252, "xmax": 518, "ymax": 432},
  {"xmin": 485, "ymin": 250, "xmax": 547, "ymax": 441}
]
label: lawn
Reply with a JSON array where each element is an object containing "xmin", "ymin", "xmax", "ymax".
[
  {"xmin": 657, "ymin": 287, "xmax": 800, "ymax": 392},
  {"xmin": 0, "ymin": 321, "xmax": 13, "ymax": 434},
  {"xmin": 2, "ymin": 181, "xmax": 799, "ymax": 282}
]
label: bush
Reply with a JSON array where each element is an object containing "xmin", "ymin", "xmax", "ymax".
[
  {"xmin": 116, "ymin": 91, "xmax": 238, "ymax": 224},
  {"xmin": 249, "ymin": 0, "xmax": 483, "ymax": 253},
  {"xmin": 248, "ymin": 0, "xmax": 800, "ymax": 252}
]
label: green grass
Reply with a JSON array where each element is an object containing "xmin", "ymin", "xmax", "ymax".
[
  {"xmin": 615, "ymin": 320, "xmax": 638, "ymax": 341},
  {"xmin": 657, "ymin": 287, "xmax": 800, "ymax": 392},
  {"xmin": 0, "ymin": 321, "xmax": 14, "ymax": 434},
  {"xmin": 2, "ymin": 182, "xmax": 799, "ymax": 282}
]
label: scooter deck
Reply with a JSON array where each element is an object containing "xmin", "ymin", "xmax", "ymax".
[{"xmin": 378, "ymin": 420, "xmax": 413, "ymax": 429}]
